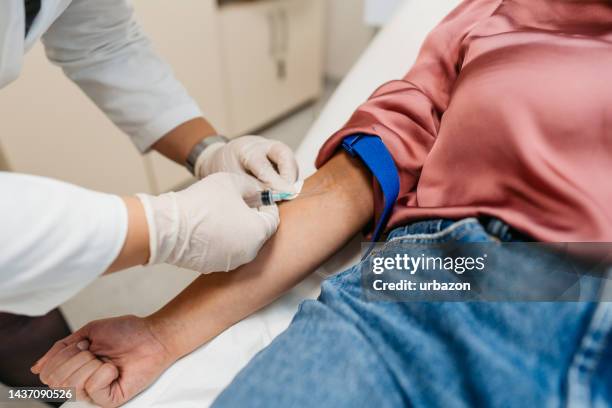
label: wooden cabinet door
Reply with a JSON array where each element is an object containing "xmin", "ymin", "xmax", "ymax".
[{"xmin": 219, "ymin": 0, "xmax": 325, "ymax": 136}]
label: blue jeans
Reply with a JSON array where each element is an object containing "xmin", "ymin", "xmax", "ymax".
[{"xmin": 213, "ymin": 219, "xmax": 612, "ymax": 407}]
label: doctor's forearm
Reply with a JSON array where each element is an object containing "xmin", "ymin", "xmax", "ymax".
[
  {"xmin": 105, "ymin": 197, "xmax": 150, "ymax": 274},
  {"xmin": 152, "ymin": 117, "xmax": 218, "ymax": 165},
  {"xmin": 144, "ymin": 152, "xmax": 374, "ymax": 361}
]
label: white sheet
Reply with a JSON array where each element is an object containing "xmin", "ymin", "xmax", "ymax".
[{"xmin": 64, "ymin": 1, "xmax": 461, "ymax": 406}]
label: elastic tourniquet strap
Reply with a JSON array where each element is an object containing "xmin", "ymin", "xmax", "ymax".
[{"xmin": 342, "ymin": 134, "xmax": 400, "ymax": 248}]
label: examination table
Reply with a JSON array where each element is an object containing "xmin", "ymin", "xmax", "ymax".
[{"xmin": 64, "ymin": 1, "xmax": 460, "ymax": 406}]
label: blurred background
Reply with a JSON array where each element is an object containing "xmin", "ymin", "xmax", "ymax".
[
  {"xmin": 0, "ymin": 0, "xmax": 405, "ymax": 196},
  {"xmin": 0, "ymin": 2, "xmax": 406, "ymax": 406}
]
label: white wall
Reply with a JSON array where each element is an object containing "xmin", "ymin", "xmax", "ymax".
[
  {"xmin": 324, "ymin": 0, "xmax": 375, "ymax": 81},
  {"xmin": 364, "ymin": 0, "xmax": 406, "ymax": 26}
]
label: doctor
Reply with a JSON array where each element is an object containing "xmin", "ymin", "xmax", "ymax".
[{"xmin": 0, "ymin": 0, "xmax": 297, "ymax": 391}]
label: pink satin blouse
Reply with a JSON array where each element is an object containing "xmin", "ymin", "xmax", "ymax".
[{"xmin": 316, "ymin": 0, "xmax": 612, "ymax": 242}]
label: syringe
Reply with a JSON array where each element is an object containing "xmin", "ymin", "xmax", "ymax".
[{"xmin": 245, "ymin": 190, "xmax": 295, "ymax": 208}]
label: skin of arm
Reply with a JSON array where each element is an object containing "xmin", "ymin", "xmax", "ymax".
[
  {"xmin": 151, "ymin": 117, "xmax": 218, "ymax": 165},
  {"xmin": 145, "ymin": 151, "xmax": 373, "ymax": 361},
  {"xmin": 106, "ymin": 197, "xmax": 150, "ymax": 274},
  {"xmin": 32, "ymin": 152, "xmax": 373, "ymax": 407}
]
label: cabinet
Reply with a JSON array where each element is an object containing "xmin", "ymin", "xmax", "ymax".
[
  {"xmin": 0, "ymin": 0, "xmax": 324, "ymax": 194},
  {"xmin": 219, "ymin": 0, "xmax": 324, "ymax": 135}
]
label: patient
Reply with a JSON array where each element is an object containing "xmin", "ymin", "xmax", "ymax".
[{"xmin": 32, "ymin": 0, "xmax": 612, "ymax": 406}]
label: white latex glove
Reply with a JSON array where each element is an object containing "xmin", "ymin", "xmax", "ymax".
[
  {"xmin": 137, "ymin": 173, "xmax": 279, "ymax": 274},
  {"xmin": 195, "ymin": 135, "xmax": 299, "ymax": 193}
]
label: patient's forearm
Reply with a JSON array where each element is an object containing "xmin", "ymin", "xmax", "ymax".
[{"xmin": 145, "ymin": 152, "xmax": 373, "ymax": 360}]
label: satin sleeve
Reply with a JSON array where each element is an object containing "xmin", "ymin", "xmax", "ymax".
[{"xmin": 315, "ymin": 0, "xmax": 499, "ymax": 219}]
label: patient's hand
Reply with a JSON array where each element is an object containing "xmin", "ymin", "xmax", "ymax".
[{"xmin": 31, "ymin": 315, "xmax": 173, "ymax": 407}]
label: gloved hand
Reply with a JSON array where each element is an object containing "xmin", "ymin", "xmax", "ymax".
[
  {"xmin": 137, "ymin": 172, "xmax": 279, "ymax": 274},
  {"xmin": 195, "ymin": 135, "xmax": 299, "ymax": 193}
]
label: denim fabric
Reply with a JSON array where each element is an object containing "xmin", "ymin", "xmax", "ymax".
[{"xmin": 213, "ymin": 218, "xmax": 612, "ymax": 408}]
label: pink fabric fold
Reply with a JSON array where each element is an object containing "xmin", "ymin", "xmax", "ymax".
[{"xmin": 316, "ymin": 0, "xmax": 612, "ymax": 242}]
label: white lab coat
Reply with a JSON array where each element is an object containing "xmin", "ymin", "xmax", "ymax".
[{"xmin": 0, "ymin": 0, "xmax": 203, "ymax": 316}]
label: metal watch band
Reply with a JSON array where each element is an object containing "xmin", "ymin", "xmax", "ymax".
[{"xmin": 185, "ymin": 135, "xmax": 229, "ymax": 175}]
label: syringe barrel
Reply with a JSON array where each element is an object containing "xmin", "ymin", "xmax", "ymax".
[
  {"xmin": 244, "ymin": 190, "xmax": 274, "ymax": 208},
  {"xmin": 260, "ymin": 190, "xmax": 274, "ymax": 206}
]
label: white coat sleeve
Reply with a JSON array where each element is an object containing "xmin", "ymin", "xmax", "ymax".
[
  {"xmin": 41, "ymin": 0, "xmax": 203, "ymax": 152},
  {"xmin": 0, "ymin": 172, "xmax": 128, "ymax": 316}
]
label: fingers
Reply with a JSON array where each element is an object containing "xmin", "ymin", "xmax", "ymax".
[
  {"xmin": 228, "ymin": 172, "xmax": 266, "ymax": 198},
  {"xmin": 33, "ymin": 337, "xmax": 88, "ymax": 375},
  {"xmin": 256, "ymin": 203, "xmax": 281, "ymax": 238},
  {"xmin": 229, "ymin": 172, "xmax": 280, "ymax": 226},
  {"xmin": 240, "ymin": 141, "xmax": 298, "ymax": 193},
  {"xmin": 229, "ymin": 172, "xmax": 280, "ymax": 236},
  {"xmin": 244, "ymin": 156, "xmax": 296, "ymax": 192},
  {"xmin": 39, "ymin": 341, "xmax": 92, "ymax": 387},
  {"xmin": 31, "ymin": 340, "xmax": 68, "ymax": 375},
  {"xmin": 85, "ymin": 363, "xmax": 120, "ymax": 407},
  {"xmin": 32, "ymin": 330, "xmax": 88, "ymax": 374},
  {"xmin": 63, "ymin": 358, "xmax": 104, "ymax": 401},
  {"xmin": 267, "ymin": 142, "xmax": 299, "ymax": 185},
  {"xmin": 33, "ymin": 335, "xmax": 118, "ymax": 405}
]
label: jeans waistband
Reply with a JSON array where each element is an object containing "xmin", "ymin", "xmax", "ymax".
[
  {"xmin": 386, "ymin": 217, "xmax": 532, "ymax": 243},
  {"xmin": 479, "ymin": 216, "xmax": 534, "ymax": 242}
]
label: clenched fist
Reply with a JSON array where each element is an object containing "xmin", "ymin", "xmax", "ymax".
[{"xmin": 32, "ymin": 315, "xmax": 172, "ymax": 407}]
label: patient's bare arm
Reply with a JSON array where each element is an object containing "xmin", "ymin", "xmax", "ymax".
[
  {"xmin": 32, "ymin": 152, "xmax": 373, "ymax": 407},
  {"xmin": 147, "ymin": 151, "xmax": 373, "ymax": 360}
]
